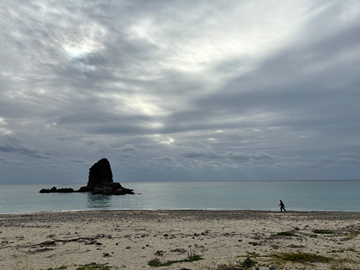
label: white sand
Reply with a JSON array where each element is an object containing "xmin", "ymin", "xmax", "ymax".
[{"xmin": 1, "ymin": 210, "xmax": 360, "ymax": 270}]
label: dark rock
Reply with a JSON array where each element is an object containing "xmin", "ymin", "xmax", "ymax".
[
  {"xmin": 88, "ymin": 158, "xmax": 114, "ymax": 190},
  {"xmin": 92, "ymin": 187, "xmax": 110, "ymax": 195},
  {"xmin": 56, "ymin": 188, "xmax": 74, "ymax": 193},
  {"xmin": 84, "ymin": 241, "xmax": 97, "ymax": 245},
  {"xmin": 171, "ymin": 248, "xmax": 186, "ymax": 253},
  {"xmin": 110, "ymin": 182, "xmax": 122, "ymax": 189},
  {"xmin": 77, "ymin": 186, "xmax": 91, "ymax": 192},
  {"xmin": 39, "ymin": 187, "xmax": 73, "ymax": 193},
  {"xmin": 242, "ymin": 257, "xmax": 253, "ymax": 268},
  {"xmin": 113, "ymin": 188, "xmax": 124, "ymax": 195},
  {"xmin": 86, "ymin": 158, "xmax": 134, "ymax": 195},
  {"xmin": 39, "ymin": 158, "xmax": 134, "ymax": 195},
  {"xmin": 102, "ymin": 187, "xmax": 115, "ymax": 195}
]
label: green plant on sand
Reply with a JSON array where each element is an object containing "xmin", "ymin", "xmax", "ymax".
[
  {"xmin": 246, "ymin": 251, "xmax": 260, "ymax": 258},
  {"xmin": 313, "ymin": 229, "xmax": 334, "ymax": 234},
  {"xmin": 271, "ymin": 251, "xmax": 332, "ymax": 266},
  {"xmin": 75, "ymin": 263, "xmax": 115, "ymax": 270},
  {"xmin": 41, "ymin": 265, "xmax": 68, "ymax": 270},
  {"xmin": 344, "ymin": 231, "xmax": 360, "ymax": 238}
]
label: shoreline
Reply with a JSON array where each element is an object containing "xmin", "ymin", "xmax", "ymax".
[
  {"xmin": 3, "ymin": 208, "xmax": 360, "ymax": 216},
  {"xmin": 2, "ymin": 209, "xmax": 360, "ymax": 217},
  {"xmin": 1, "ymin": 210, "xmax": 360, "ymax": 269}
]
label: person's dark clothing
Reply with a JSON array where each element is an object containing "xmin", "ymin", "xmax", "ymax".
[{"xmin": 279, "ymin": 200, "xmax": 286, "ymax": 212}]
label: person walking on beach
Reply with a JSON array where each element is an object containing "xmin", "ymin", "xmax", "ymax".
[{"xmin": 279, "ymin": 200, "xmax": 286, "ymax": 212}]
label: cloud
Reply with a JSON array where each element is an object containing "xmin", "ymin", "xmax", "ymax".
[
  {"xmin": 118, "ymin": 144, "xmax": 138, "ymax": 152},
  {"xmin": 64, "ymin": 157, "xmax": 90, "ymax": 165},
  {"xmin": 0, "ymin": 155, "xmax": 27, "ymax": 166},
  {"xmin": 154, "ymin": 156, "xmax": 176, "ymax": 162},
  {"xmin": 339, "ymin": 157, "xmax": 360, "ymax": 165},
  {"xmin": 225, "ymin": 152, "xmax": 274, "ymax": 161},
  {"xmin": 183, "ymin": 150, "xmax": 221, "ymax": 159},
  {"xmin": 183, "ymin": 149, "xmax": 360, "ymax": 170},
  {"xmin": 183, "ymin": 150, "xmax": 274, "ymax": 162},
  {"xmin": 0, "ymin": 135, "xmax": 49, "ymax": 159},
  {"xmin": 1, "ymin": 0, "xmax": 360, "ymax": 183}
]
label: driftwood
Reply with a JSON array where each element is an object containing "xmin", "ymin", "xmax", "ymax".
[
  {"xmin": 30, "ymin": 247, "xmax": 55, "ymax": 254},
  {"xmin": 36, "ymin": 237, "xmax": 97, "ymax": 246}
]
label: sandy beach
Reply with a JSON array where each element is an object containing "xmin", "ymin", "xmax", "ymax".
[{"xmin": 1, "ymin": 210, "xmax": 360, "ymax": 270}]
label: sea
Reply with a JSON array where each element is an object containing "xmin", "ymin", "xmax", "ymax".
[{"xmin": 0, "ymin": 181, "xmax": 359, "ymax": 214}]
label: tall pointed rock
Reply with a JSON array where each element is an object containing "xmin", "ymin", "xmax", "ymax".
[{"xmin": 87, "ymin": 158, "xmax": 113, "ymax": 189}]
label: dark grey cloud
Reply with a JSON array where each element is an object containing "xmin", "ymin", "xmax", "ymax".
[
  {"xmin": 1, "ymin": 0, "xmax": 359, "ymax": 183},
  {"xmin": 183, "ymin": 149, "xmax": 360, "ymax": 169},
  {"xmin": 339, "ymin": 157, "xmax": 360, "ymax": 165},
  {"xmin": 64, "ymin": 157, "xmax": 90, "ymax": 165},
  {"xmin": 155, "ymin": 156, "xmax": 176, "ymax": 162},
  {"xmin": 0, "ymin": 155, "xmax": 27, "ymax": 166},
  {"xmin": 226, "ymin": 152, "xmax": 274, "ymax": 161},
  {"xmin": 0, "ymin": 135, "xmax": 48, "ymax": 159},
  {"xmin": 183, "ymin": 150, "xmax": 222, "ymax": 159}
]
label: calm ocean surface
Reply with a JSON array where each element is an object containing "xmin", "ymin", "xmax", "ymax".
[{"xmin": 0, "ymin": 181, "xmax": 359, "ymax": 214}]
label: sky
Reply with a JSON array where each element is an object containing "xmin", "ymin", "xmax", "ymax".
[{"xmin": 1, "ymin": 0, "xmax": 360, "ymax": 185}]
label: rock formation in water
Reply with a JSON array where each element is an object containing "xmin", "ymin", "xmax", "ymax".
[
  {"xmin": 88, "ymin": 158, "xmax": 114, "ymax": 189},
  {"xmin": 39, "ymin": 187, "xmax": 74, "ymax": 193},
  {"xmin": 39, "ymin": 158, "xmax": 134, "ymax": 195},
  {"xmin": 78, "ymin": 158, "xmax": 134, "ymax": 195}
]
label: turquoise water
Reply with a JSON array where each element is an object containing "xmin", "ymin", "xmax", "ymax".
[{"xmin": 0, "ymin": 181, "xmax": 359, "ymax": 214}]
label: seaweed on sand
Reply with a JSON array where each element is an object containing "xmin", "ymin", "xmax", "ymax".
[
  {"xmin": 271, "ymin": 251, "xmax": 332, "ymax": 267},
  {"xmin": 272, "ymin": 232, "xmax": 298, "ymax": 237},
  {"xmin": 148, "ymin": 254, "xmax": 203, "ymax": 267}
]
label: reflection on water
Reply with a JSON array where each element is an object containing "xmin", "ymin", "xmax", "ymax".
[{"xmin": 87, "ymin": 194, "xmax": 112, "ymax": 208}]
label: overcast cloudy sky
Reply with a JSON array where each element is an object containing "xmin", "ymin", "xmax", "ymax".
[{"xmin": 1, "ymin": 0, "xmax": 360, "ymax": 184}]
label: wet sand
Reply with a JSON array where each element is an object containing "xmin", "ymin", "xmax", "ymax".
[{"xmin": 1, "ymin": 210, "xmax": 360, "ymax": 269}]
